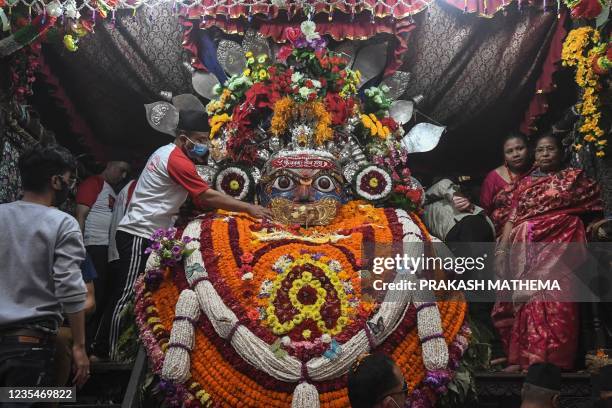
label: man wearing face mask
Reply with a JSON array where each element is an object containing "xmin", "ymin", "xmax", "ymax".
[
  {"xmin": 0, "ymin": 145, "xmax": 90, "ymax": 399},
  {"xmin": 106, "ymin": 110, "xmax": 271, "ymax": 360}
]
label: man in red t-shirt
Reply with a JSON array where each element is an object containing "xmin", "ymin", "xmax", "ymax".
[
  {"xmin": 101, "ymin": 111, "xmax": 270, "ymax": 360},
  {"xmin": 75, "ymin": 161, "xmax": 129, "ymax": 350}
]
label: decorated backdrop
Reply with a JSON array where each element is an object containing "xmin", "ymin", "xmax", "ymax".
[{"xmin": 31, "ymin": 0, "xmax": 563, "ymax": 173}]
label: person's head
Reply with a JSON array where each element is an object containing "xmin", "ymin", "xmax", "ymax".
[
  {"xmin": 534, "ymin": 134, "xmax": 564, "ymax": 173},
  {"xmin": 103, "ymin": 161, "xmax": 131, "ymax": 185},
  {"xmin": 174, "ymin": 110, "xmax": 210, "ymax": 165},
  {"xmin": 18, "ymin": 144, "xmax": 77, "ymax": 206},
  {"xmin": 348, "ymin": 353, "xmax": 407, "ymax": 408},
  {"xmin": 520, "ymin": 363, "xmax": 561, "ymax": 408},
  {"xmin": 502, "ymin": 132, "xmax": 530, "ymax": 173}
]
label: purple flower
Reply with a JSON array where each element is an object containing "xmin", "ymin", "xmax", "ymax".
[
  {"xmin": 172, "ymin": 245, "xmax": 182, "ymax": 254},
  {"xmin": 294, "ymin": 37, "xmax": 307, "ymax": 49},
  {"xmin": 182, "ymin": 236, "xmax": 192, "ymax": 244},
  {"xmin": 309, "ymin": 36, "xmax": 327, "ymax": 50},
  {"xmin": 165, "ymin": 228, "xmax": 177, "ymax": 239},
  {"xmin": 144, "ymin": 247, "xmax": 153, "ymax": 254},
  {"xmin": 152, "ymin": 241, "xmax": 161, "ymax": 251}
]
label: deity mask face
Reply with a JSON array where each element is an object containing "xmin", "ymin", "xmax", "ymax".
[{"xmin": 258, "ymin": 153, "xmax": 347, "ymax": 226}]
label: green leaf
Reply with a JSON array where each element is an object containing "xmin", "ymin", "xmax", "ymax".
[{"xmin": 596, "ymin": 5, "xmax": 609, "ymax": 28}]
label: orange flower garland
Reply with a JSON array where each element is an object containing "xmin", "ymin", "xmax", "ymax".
[
  {"xmin": 270, "ymin": 97, "xmax": 333, "ymax": 145},
  {"xmin": 135, "ymin": 202, "xmax": 468, "ymax": 407}
]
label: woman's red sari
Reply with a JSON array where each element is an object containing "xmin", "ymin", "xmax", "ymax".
[{"xmin": 490, "ymin": 168, "xmax": 601, "ymax": 369}]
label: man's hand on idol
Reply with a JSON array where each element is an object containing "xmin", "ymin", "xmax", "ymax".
[{"xmin": 247, "ymin": 204, "xmax": 272, "ymax": 220}]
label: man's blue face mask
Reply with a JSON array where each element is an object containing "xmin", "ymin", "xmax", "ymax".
[{"xmin": 184, "ymin": 136, "xmax": 209, "ymax": 160}]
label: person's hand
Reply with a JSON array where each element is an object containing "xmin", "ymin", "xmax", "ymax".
[
  {"xmin": 247, "ymin": 204, "xmax": 272, "ymax": 220},
  {"xmin": 452, "ymin": 194, "xmax": 472, "ymax": 212},
  {"xmin": 71, "ymin": 344, "xmax": 90, "ymax": 388}
]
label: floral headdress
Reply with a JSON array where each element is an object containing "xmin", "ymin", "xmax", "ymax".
[{"xmin": 145, "ymin": 22, "xmax": 446, "ymax": 210}]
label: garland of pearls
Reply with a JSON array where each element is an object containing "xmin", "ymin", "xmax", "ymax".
[{"xmin": 159, "ymin": 209, "xmax": 448, "ymax": 406}]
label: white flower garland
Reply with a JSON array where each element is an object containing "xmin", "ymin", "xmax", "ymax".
[
  {"xmin": 215, "ymin": 167, "xmax": 251, "ymax": 200},
  {"xmin": 158, "ymin": 209, "xmax": 449, "ymax": 406},
  {"xmin": 354, "ymin": 165, "xmax": 393, "ymax": 201}
]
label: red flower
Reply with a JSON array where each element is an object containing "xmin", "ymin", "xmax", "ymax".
[
  {"xmin": 285, "ymin": 27, "xmax": 302, "ymax": 44},
  {"xmin": 241, "ymin": 252, "xmax": 254, "ymax": 264},
  {"xmin": 244, "ymin": 82, "xmax": 272, "ymax": 109},
  {"xmin": 277, "ymin": 45, "xmax": 294, "ymax": 62},
  {"xmin": 240, "ymin": 264, "xmax": 253, "ymax": 274},
  {"xmin": 570, "ymin": 0, "xmax": 602, "ymax": 19},
  {"xmin": 246, "ymin": 308, "xmax": 260, "ymax": 321},
  {"xmin": 380, "ymin": 117, "xmax": 399, "ymax": 132},
  {"xmin": 592, "ymin": 55, "xmax": 609, "ymax": 75},
  {"xmin": 305, "ymin": 80, "xmax": 313, "ymax": 88},
  {"xmin": 324, "ymin": 93, "xmax": 354, "ymax": 125},
  {"xmin": 405, "ymin": 189, "xmax": 423, "ymax": 204}
]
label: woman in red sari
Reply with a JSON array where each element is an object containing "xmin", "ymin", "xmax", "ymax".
[
  {"xmin": 490, "ymin": 134, "xmax": 602, "ymax": 371},
  {"xmin": 480, "ymin": 132, "xmax": 532, "ymax": 215}
]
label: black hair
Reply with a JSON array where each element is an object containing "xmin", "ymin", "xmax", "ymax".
[
  {"xmin": 18, "ymin": 144, "xmax": 77, "ymax": 193},
  {"xmin": 535, "ymin": 132, "xmax": 563, "ymax": 150},
  {"xmin": 348, "ymin": 353, "xmax": 400, "ymax": 408},
  {"xmin": 502, "ymin": 131, "xmax": 528, "ymax": 146}
]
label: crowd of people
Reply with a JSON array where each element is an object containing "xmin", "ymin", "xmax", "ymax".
[{"xmin": 0, "ymin": 114, "xmax": 605, "ymax": 406}]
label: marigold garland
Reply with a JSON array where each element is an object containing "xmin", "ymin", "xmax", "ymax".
[
  {"xmin": 134, "ymin": 203, "xmax": 468, "ymax": 407},
  {"xmin": 562, "ymin": 27, "xmax": 608, "ymax": 157},
  {"xmin": 270, "ymin": 97, "xmax": 334, "ymax": 145}
]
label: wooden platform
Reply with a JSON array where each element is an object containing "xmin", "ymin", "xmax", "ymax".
[{"xmin": 475, "ymin": 371, "xmax": 594, "ymax": 408}]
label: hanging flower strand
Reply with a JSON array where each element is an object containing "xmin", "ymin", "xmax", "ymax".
[{"xmin": 562, "ymin": 27, "xmax": 609, "ymax": 158}]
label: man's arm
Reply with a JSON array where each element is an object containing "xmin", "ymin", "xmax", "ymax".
[
  {"xmin": 75, "ymin": 204, "xmax": 91, "ymax": 233},
  {"xmin": 66, "ymin": 310, "xmax": 89, "ymax": 387},
  {"xmin": 84, "ymin": 282, "xmax": 95, "ymax": 317},
  {"xmin": 54, "ymin": 219, "xmax": 90, "ymax": 387},
  {"xmin": 197, "ymin": 189, "xmax": 272, "ymax": 219}
]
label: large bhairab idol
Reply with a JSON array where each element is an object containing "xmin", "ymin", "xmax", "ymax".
[{"xmin": 136, "ymin": 22, "xmax": 467, "ymax": 408}]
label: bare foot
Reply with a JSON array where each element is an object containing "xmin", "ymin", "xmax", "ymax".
[{"xmin": 502, "ymin": 365, "xmax": 521, "ymax": 373}]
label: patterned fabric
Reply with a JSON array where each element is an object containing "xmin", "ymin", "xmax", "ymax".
[
  {"xmin": 490, "ymin": 168, "xmax": 602, "ymax": 370},
  {"xmin": 0, "ymin": 140, "xmax": 22, "ymax": 204},
  {"xmin": 36, "ymin": 2, "xmax": 560, "ymax": 176},
  {"xmin": 490, "ymin": 167, "xmax": 602, "ymax": 232}
]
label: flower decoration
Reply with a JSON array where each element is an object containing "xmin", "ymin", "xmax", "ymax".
[
  {"xmin": 143, "ymin": 228, "xmax": 196, "ymax": 289},
  {"xmin": 562, "ymin": 27, "xmax": 609, "ymax": 157},
  {"xmin": 134, "ymin": 204, "xmax": 469, "ymax": 408},
  {"xmin": 213, "ymin": 165, "xmax": 254, "ymax": 201},
  {"xmin": 353, "ymin": 165, "xmax": 393, "ymax": 201},
  {"xmin": 360, "ymin": 113, "xmax": 392, "ymax": 139},
  {"xmin": 363, "ymin": 85, "xmax": 393, "ymax": 115},
  {"xmin": 563, "ymin": 0, "xmax": 605, "ymax": 19},
  {"xmin": 63, "ymin": 34, "xmax": 78, "ymax": 52}
]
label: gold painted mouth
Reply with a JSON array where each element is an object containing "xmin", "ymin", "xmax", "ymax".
[{"xmin": 269, "ymin": 197, "xmax": 340, "ymax": 226}]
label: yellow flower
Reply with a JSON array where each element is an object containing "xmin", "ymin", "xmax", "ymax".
[
  {"xmin": 63, "ymin": 35, "xmax": 78, "ymax": 52},
  {"xmin": 596, "ymin": 151, "xmax": 605, "ymax": 158},
  {"xmin": 245, "ymin": 51, "xmax": 253, "ymax": 58},
  {"xmin": 243, "ymin": 68, "xmax": 251, "ymax": 77},
  {"xmin": 258, "ymin": 69, "xmax": 268, "ymax": 80},
  {"xmin": 574, "ymin": 144, "xmax": 583, "ymax": 151},
  {"xmin": 369, "ymin": 178, "xmax": 379, "ymax": 188},
  {"xmin": 209, "ymin": 113, "xmax": 231, "ymax": 139},
  {"xmin": 302, "ymin": 329, "xmax": 311, "ymax": 339}
]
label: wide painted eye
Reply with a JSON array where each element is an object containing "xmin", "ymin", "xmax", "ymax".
[
  {"xmin": 273, "ymin": 175, "xmax": 295, "ymax": 191},
  {"xmin": 314, "ymin": 175, "xmax": 335, "ymax": 192}
]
